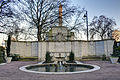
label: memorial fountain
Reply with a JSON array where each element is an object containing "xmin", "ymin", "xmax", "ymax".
[
  {"xmin": 19, "ymin": 60, "xmax": 100, "ymax": 74},
  {"xmin": 19, "ymin": 3, "xmax": 100, "ymax": 74}
]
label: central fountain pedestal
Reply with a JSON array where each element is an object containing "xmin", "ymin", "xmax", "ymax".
[{"xmin": 50, "ymin": 52, "xmax": 70, "ymax": 62}]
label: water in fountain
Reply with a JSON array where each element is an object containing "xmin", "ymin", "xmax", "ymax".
[
  {"xmin": 21, "ymin": 54, "xmax": 99, "ymax": 73},
  {"xmin": 58, "ymin": 61, "xmax": 63, "ymax": 72}
]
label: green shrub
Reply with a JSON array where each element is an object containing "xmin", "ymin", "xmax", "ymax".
[
  {"xmin": 0, "ymin": 52, "xmax": 6, "ymax": 63},
  {"xmin": 19, "ymin": 57, "xmax": 38, "ymax": 61},
  {"xmin": 0, "ymin": 46, "xmax": 5, "ymax": 53},
  {"xmin": 111, "ymin": 41, "xmax": 120, "ymax": 57},
  {"xmin": 0, "ymin": 46, "xmax": 6, "ymax": 63},
  {"xmin": 102, "ymin": 54, "xmax": 107, "ymax": 61},
  {"xmin": 11, "ymin": 54, "xmax": 20, "ymax": 61},
  {"xmin": 69, "ymin": 52, "xmax": 75, "ymax": 63},
  {"xmin": 45, "ymin": 52, "xmax": 52, "ymax": 63}
]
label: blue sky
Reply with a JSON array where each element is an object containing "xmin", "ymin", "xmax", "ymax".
[
  {"xmin": 0, "ymin": 0, "xmax": 120, "ymax": 45},
  {"xmin": 71, "ymin": 0, "xmax": 120, "ymax": 28}
]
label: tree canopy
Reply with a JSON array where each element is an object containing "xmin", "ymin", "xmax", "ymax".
[
  {"xmin": 1, "ymin": 0, "xmax": 117, "ymax": 41},
  {"xmin": 0, "ymin": 0, "xmax": 25, "ymax": 41},
  {"xmin": 89, "ymin": 15, "xmax": 116, "ymax": 40},
  {"xmin": 13, "ymin": 0, "xmax": 84, "ymax": 41}
]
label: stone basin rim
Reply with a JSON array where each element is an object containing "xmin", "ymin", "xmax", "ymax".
[{"xmin": 19, "ymin": 61, "xmax": 100, "ymax": 74}]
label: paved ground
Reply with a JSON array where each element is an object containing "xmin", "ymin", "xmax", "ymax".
[{"xmin": 0, "ymin": 61, "xmax": 120, "ymax": 80}]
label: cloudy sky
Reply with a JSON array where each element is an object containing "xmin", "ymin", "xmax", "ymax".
[{"xmin": 72, "ymin": 0, "xmax": 120, "ymax": 28}]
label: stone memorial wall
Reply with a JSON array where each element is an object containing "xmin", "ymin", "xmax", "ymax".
[{"xmin": 10, "ymin": 40, "xmax": 114, "ymax": 61}]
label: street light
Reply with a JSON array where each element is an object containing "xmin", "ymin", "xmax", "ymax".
[{"xmin": 84, "ymin": 11, "xmax": 89, "ymax": 41}]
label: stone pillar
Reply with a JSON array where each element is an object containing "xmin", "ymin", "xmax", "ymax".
[{"xmin": 59, "ymin": 4, "xmax": 62, "ymax": 26}]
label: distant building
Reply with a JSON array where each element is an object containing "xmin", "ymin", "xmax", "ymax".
[{"xmin": 112, "ymin": 30, "xmax": 120, "ymax": 42}]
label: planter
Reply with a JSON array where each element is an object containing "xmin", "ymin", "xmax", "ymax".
[
  {"xmin": 6, "ymin": 57, "xmax": 12, "ymax": 63},
  {"xmin": 118, "ymin": 56, "xmax": 120, "ymax": 63},
  {"xmin": 110, "ymin": 57, "xmax": 119, "ymax": 64}
]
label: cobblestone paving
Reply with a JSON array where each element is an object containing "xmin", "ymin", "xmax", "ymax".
[{"xmin": 0, "ymin": 61, "xmax": 120, "ymax": 80}]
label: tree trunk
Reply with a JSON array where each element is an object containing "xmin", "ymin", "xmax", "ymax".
[
  {"xmin": 37, "ymin": 26, "xmax": 42, "ymax": 41},
  {"xmin": 100, "ymin": 35, "xmax": 104, "ymax": 40}
]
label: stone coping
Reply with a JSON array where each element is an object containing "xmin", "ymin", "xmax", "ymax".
[
  {"xmin": 19, "ymin": 61, "xmax": 100, "ymax": 74},
  {"xmin": 0, "ymin": 63, "xmax": 6, "ymax": 65},
  {"xmin": 7, "ymin": 39, "xmax": 114, "ymax": 43}
]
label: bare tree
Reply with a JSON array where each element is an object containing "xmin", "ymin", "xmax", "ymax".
[
  {"xmin": 89, "ymin": 15, "xmax": 116, "ymax": 40},
  {"xmin": 0, "ymin": 0, "xmax": 20, "ymax": 21},
  {"xmin": 13, "ymin": 0, "xmax": 81, "ymax": 41},
  {"xmin": 0, "ymin": 0, "xmax": 13, "ymax": 29},
  {"xmin": 0, "ymin": 0, "xmax": 13, "ymax": 18},
  {"xmin": 0, "ymin": 18, "xmax": 25, "ymax": 40},
  {"xmin": 0, "ymin": 0, "xmax": 24, "ymax": 41}
]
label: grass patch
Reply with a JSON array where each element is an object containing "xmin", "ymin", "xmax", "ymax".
[
  {"xmin": 19, "ymin": 57, "xmax": 38, "ymax": 61},
  {"xmin": 80, "ymin": 55, "xmax": 109, "ymax": 61}
]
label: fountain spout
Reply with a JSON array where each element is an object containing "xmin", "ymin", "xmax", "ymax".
[
  {"xmin": 58, "ymin": 61, "xmax": 63, "ymax": 72},
  {"xmin": 59, "ymin": 61, "xmax": 62, "ymax": 66}
]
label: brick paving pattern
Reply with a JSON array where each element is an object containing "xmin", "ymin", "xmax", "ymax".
[{"xmin": 0, "ymin": 61, "xmax": 120, "ymax": 80}]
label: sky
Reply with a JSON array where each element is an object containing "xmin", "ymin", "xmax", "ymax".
[
  {"xmin": 71, "ymin": 0, "xmax": 120, "ymax": 28},
  {"xmin": 1, "ymin": 0, "xmax": 120, "ymax": 45}
]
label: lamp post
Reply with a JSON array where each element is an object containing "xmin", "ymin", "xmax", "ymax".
[{"xmin": 84, "ymin": 11, "xmax": 89, "ymax": 41}]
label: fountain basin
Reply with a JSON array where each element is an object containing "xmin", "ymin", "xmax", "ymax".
[{"xmin": 19, "ymin": 62, "xmax": 100, "ymax": 74}]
